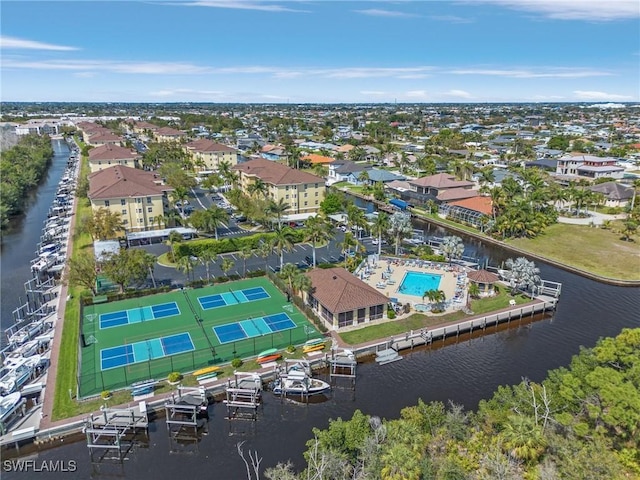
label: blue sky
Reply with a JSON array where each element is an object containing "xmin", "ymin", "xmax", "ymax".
[{"xmin": 1, "ymin": 1, "xmax": 639, "ymax": 103}]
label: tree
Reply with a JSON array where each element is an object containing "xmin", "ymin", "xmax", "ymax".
[
  {"xmin": 177, "ymin": 255, "xmax": 197, "ymax": 282},
  {"xmin": 268, "ymin": 198, "xmax": 290, "ymax": 229},
  {"xmin": 248, "ymin": 178, "xmax": 268, "ymax": 199},
  {"xmin": 66, "ymin": 253, "xmax": 98, "ymax": 295},
  {"xmin": 220, "ymin": 256, "xmax": 235, "ymax": 277},
  {"xmin": 620, "ymin": 220, "xmax": 638, "ymax": 242},
  {"xmin": 272, "ymin": 226, "xmax": 295, "ymax": 270},
  {"xmin": 303, "ymin": 215, "xmax": 332, "ymax": 267},
  {"xmin": 167, "ymin": 230, "xmax": 183, "ymax": 261},
  {"xmin": 371, "ymin": 212, "xmax": 390, "ymax": 256},
  {"xmin": 256, "ymin": 239, "xmax": 273, "ymax": 274},
  {"xmin": 198, "ymin": 246, "xmax": 216, "ymax": 283},
  {"xmin": 441, "ymin": 235, "xmax": 464, "ymax": 265},
  {"xmin": 102, "ymin": 248, "xmax": 153, "ymax": 292},
  {"xmin": 82, "ymin": 208, "xmax": 124, "ymax": 241},
  {"xmin": 280, "ymin": 263, "xmax": 299, "ymax": 295},
  {"xmin": 389, "ymin": 212, "xmax": 412, "ymax": 255},
  {"xmin": 320, "ymin": 192, "xmax": 346, "ymax": 215},
  {"xmin": 293, "ymin": 271, "xmax": 312, "ymax": 296},
  {"xmin": 505, "ymin": 257, "xmax": 541, "ymax": 297},
  {"xmin": 238, "ymin": 246, "xmax": 253, "ymax": 277}
]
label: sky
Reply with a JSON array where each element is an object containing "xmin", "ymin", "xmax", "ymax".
[{"xmin": 1, "ymin": 0, "xmax": 639, "ymax": 103}]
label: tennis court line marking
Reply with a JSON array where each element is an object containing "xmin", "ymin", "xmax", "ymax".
[
  {"xmin": 98, "ymin": 302, "xmax": 181, "ymax": 329},
  {"xmin": 212, "ymin": 312, "xmax": 297, "ymax": 344},
  {"xmin": 99, "ymin": 332, "xmax": 194, "ymax": 370}
]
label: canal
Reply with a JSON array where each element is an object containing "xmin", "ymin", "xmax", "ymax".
[
  {"xmin": 1, "ymin": 139, "xmax": 70, "ymax": 337},
  {"xmin": 2, "ymin": 186, "xmax": 640, "ymax": 479}
]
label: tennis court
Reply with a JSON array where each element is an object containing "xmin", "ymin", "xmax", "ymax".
[
  {"xmin": 78, "ymin": 277, "xmax": 323, "ymax": 398},
  {"xmin": 99, "ymin": 302, "xmax": 181, "ymax": 329},
  {"xmin": 198, "ymin": 286, "xmax": 270, "ymax": 310},
  {"xmin": 100, "ymin": 332, "xmax": 195, "ymax": 370},
  {"xmin": 213, "ymin": 312, "xmax": 296, "ymax": 344}
]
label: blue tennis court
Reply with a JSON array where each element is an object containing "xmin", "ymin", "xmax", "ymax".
[
  {"xmin": 100, "ymin": 332, "xmax": 194, "ymax": 370},
  {"xmin": 99, "ymin": 302, "xmax": 180, "ymax": 329},
  {"xmin": 213, "ymin": 312, "xmax": 296, "ymax": 344},
  {"xmin": 198, "ymin": 286, "xmax": 270, "ymax": 310}
]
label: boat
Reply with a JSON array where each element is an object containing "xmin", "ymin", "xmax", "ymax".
[
  {"xmin": 130, "ymin": 379, "xmax": 157, "ymax": 396},
  {"xmin": 257, "ymin": 353, "xmax": 281, "ymax": 364},
  {"xmin": 375, "ymin": 348, "xmax": 402, "ymax": 365},
  {"xmin": 192, "ymin": 365, "xmax": 221, "ymax": 377},
  {"xmin": 256, "ymin": 348, "xmax": 278, "ymax": 360},
  {"xmin": 271, "ymin": 370, "xmax": 331, "ymax": 397},
  {"xmin": 302, "ymin": 342, "xmax": 326, "ymax": 353},
  {"xmin": 0, "ymin": 355, "xmax": 41, "ymax": 395},
  {"xmin": 0, "ymin": 392, "xmax": 23, "ymax": 425},
  {"xmin": 303, "ymin": 338, "xmax": 325, "ymax": 347}
]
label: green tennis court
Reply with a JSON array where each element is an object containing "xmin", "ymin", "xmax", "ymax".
[{"xmin": 78, "ymin": 277, "xmax": 322, "ymax": 398}]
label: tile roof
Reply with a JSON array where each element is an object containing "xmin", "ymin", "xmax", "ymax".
[
  {"xmin": 89, "ymin": 144, "xmax": 139, "ymax": 161},
  {"xmin": 437, "ymin": 188, "xmax": 479, "ymax": 202},
  {"xmin": 156, "ymin": 126, "xmax": 184, "ymax": 136},
  {"xmin": 467, "ymin": 269, "xmax": 499, "ymax": 284},
  {"xmin": 306, "ymin": 267, "xmax": 389, "ymax": 314},
  {"xmin": 233, "ymin": 158, "xmax": 323, "ymax": 185},
  {"xmin": 88, "ymin": 165, "xmax": 172, "ymax": 200},
  {"xmin": 448, "ymin": 196, "xmax": 492, "ymax": 215},
  {"xmin": 185, "ymin": 138, "xmax": 236, "ymax": 153},
  {"xmin": 410, "ymin": 173, "xmax": 474, "ymax": 189},
  {"xmin": 588, "ymin": 181, "xmax": 634, "ymax": 200},
  {"xmin": 302, "ymin": 153, "xmax": 334, "ymax": 164}
]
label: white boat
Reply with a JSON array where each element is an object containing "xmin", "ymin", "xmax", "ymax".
[
  {"xmin": 375, "ymin": 348, "xmax": 402, "ymax": 365},
  {"xmin": 0, "ymin": 392, "xmax": 23, "ymax": 424},
  {"xmin": 8, "ymin": 321, "xmax": 46, "ymax": 345},
  {"xmin": 0, "ymin": 355, "xmax": 41, "ymax": 395},
  {"xmin": 272, "ymin": 370, "xmax": 331, "ymax": 397}
]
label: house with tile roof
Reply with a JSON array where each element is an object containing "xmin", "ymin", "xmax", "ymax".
[
  {"xmin": 387, "ymin": 173, "xmax": 478, "ymax": 207},
  {"xmin": 587, "ymin": 181, "xmax": 635, "ymax": 207},
  {"xmin": 87, "ymin": 131, "xmax": 123, "ymax": 147},
  {"xmin": 304, "ymin": 267, "xmax": 388, "ymax": 329},
  {"xmin": 233, "ymin": 158, "xmax": 325, "ymax": 215},
  {"xmin": 327, "ymin": 159, "xmax": 370, "ymax": 185},
  {"xmin": 88, "ymin": 165, "xmax": 173, "ymax": 232},
  {"xmin": 441, "ymin": 196, "xmax": 493, "ymax": 229},
  {"xmin": 184, "ymin": 138, "xmax": 238, "ymax": 172},
  {"xmin": 88, "ymin": 144, "xmax": 140, "ymax": 173},
  {"xmin": 301, "ymin": 153, "xmax": 334, "ymax": 165}
]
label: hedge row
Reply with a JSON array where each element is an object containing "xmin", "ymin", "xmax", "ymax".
[{"xmin": 174, "ymin": 230, "xmax": 306, "ymax": 259}]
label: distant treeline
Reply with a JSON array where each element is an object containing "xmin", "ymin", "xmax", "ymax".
[{"xmin": 0, "ymin": 134, "xmax": 54, "ymax": 230}]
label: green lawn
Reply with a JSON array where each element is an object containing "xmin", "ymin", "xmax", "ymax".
[
  {"xmin": 338, "ymin": 291, "xmax": 531, "ymax": 346},
  {"xmin": 506, "ymin": 223, "xmax": 640, "ymax": 281}
]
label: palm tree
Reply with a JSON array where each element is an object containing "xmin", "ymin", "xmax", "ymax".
[
  {"xmin": 505, "ymin": 257, "xmax": 541, "ymax": 297},
  {"xmin": 346, "ymin": 204, "xmax": 366, "ymax": 250},
  {"xmin": 272, "ymin": 226, "xmax": 295, "ymax": 270},
  {"xmin": 293, "ymin": 271, "xmax": 312, "ymax": 296},
  {"xmin": 371, "ymin": 212, "xmax": 390, "ymax": 256},
  {"xmin": 248, "ymin": 179, "xmax": 268, "ymax": 199},
  {"xmin": 357, "ymin": 169, "xmax": 370, "ymax": 186},
  {"xmin": 238, "ymin": 246, "xmax": 253, "ymax": 277},
  {"xmin": 153, "ymin": 213, "xmax": 165, "ymax": 230},
  {"xmin": 620, "ymin": 220, "xmax": 638, "ymax": 242},
  {"xmin": 220, "ymin": 256, "xmax": 235, "ymax": 278},
  {"xmin": 280, "ymin": 263, "xmax": 299, "ymax": 295},
  {"xmin": 170, "ymin": 186, "xmax": 190, "ymax": 216},
  {"xmin": 177, "ymin": 255, "xmax": 196, "ymax": 283},
  {"xmin": 389, "ymin": 212, "xmax": 412, "ymax": 255},
  {"xmin": 207, "ymin": 205, "xmax": 229, "ymax": 240},
  {"xmin": 501, "ymin": 415, "xmax": 547, "ymax": 463},
  {"xmin": 303, "ymin": 215, "xmax": 332, "ymax": 267},
  {"xmin": 340, "ymin": 231, "xmax": 357, "ymax": 257},
  {"xmin": 256, "ymin": 239, "xmax": 273, "ymax": 274},
  {"xmin": 268, "ymin": 198, "xmax": 290, "ymax": 229},
  {"xmin": 441, "ymin": 235, "xmax": 465, "ymax": 265},
  {"xmin": 166, "ymin": 230, "xmax": 183, "ymax": 262},
  {"xmin": 198, "ymin": 247, "xmax": 216, "ymax": 283}
]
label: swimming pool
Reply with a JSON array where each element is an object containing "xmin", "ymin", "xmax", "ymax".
[{"xmin": 398, "ymin": 271, "xmax": 443, "ymax": 297}]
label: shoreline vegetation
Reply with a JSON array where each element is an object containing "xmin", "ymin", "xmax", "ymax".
[{"xmin": 340, "ymin": 188, "xmax": 640, "ymax": 285}]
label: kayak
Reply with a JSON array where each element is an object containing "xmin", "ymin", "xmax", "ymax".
[
  {"xmin": 257, "ymin": 348, "xmax": 278, "ymax": 359},
  {"xmin": 192, "ymin": 365, "xmax": 221, "ymax": 376},
  {"xmin": 302, "ymin": 343, "xmax": 326, "ymax": 353},
  {"xmin": 257, "ymin": 353, "xmax": 282, "ymax": 364}
]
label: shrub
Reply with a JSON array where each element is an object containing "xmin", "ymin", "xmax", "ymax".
[
  {"xmin": 387, "ymin": 309, "xmax": 396, "ymax": 319},
  {"xmin": 231, "ymin": 358, "xmax": 243, "ymax": 368},
  {"xmin": 286, "ymin": 345, "xmax": 296, "ymax": 353},
  {"xmin": 168, "ymin": 372, "xmax": 182, "ymax": 383},
  {"xmin": 101, "ymin": 390, "xmax": 111, "ymax": 400}
]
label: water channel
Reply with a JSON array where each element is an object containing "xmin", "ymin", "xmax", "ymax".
[{"xmin": 2, "ymin": 164, "xmax": 639, "ymax": 479}]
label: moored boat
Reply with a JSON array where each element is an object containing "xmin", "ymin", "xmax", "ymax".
[{"xmin": 271, "ymin": 370, "xmax": 331, "ymax": 397}]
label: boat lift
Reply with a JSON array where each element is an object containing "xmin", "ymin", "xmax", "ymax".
[{"xmin": 164, "ymin": 386, "xmax": 209, "ymax": 454}]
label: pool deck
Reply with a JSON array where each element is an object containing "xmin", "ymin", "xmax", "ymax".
[{"xmin": 357, "ymin": 257, "xmax": 468, "ymax": 312}]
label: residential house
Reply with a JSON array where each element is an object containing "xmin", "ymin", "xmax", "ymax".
[
  {"xmin": 327, "ymin": 159, "xmax": 370, "ymax": 185},
  {"xmin": 587, "ymin": 182, "xmax": 635, "ymax": 208},
  {"xmin": 88, "ymin": 144, "xmax": 140, "ymax": 173},
  {"xmin": 88, "ymin": 165, "xmax": 173, "ymax": 232},
  {"xmin": 260, "ymin": 144, "xmax": 288, "ymax": 162},
  {"xmin": 556, "ymin": 154, "xmax": 624, "ymax": 181},
  {"xmin": 440, "ymin": 196, "xmax": 493, "ymax": 229},
  {"xmin": 233, "ymin": 158, "xmax": 325, "ymax": 215},
  {"xmin": 301, "ymin": 153, "xmax": 335, "ymax": 166},
  {"xmin": 87, "ymin": 131, "xmax": 123, "ymax": 147},
  {"xmin": 304, "ymin": 267, "xmax": 388, "ymax": 329},
  {"xmin": 184, "ymin": 138, "xmax": 238, "ymax": 173}
]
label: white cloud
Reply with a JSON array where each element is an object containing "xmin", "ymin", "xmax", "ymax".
[
  {"xmin": 428, "ymin": 15, "xmax": 474, "ymax": 24},
  {"xmin": 176, "ymin": 1, "xmax": 309, "ymax": 13},
  {"xmin": 444, "ymin": 89, "xmax": 473, "ymax": 98},
  {"xmin": 318, "ymin": 67, "xmax": 434, "ymax": 79},
  {"xmin": 448, "ymin": 67, "xmax": 613, "ymax": 78},
  {"xmin": 354, "ymin": 9, "xmax": 418, "ymax": 18},
  {"xmin": 150, "ymin": 88, "xmax": 225, "ymax": 98},
  {"xmin": 476, "ymin": 0, "xmax": 639, "ymax": 21},
  {"xmin": 2, "ymin": 59, "xmax": 213, "ymax": 74},
  {"xmin": 573, "ymin": 90, "xmax": 633, "ymax": 100},
  {"xmin": 0, "ymin": 35, "xmax": 79, "ymax": 51},
  {"xmin": 73, "ymin": 72, "xmax": 96, "ymax": 78}
]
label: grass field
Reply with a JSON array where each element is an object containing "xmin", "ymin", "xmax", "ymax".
[
  {"xmin": 506, "ymin": 223, "xmax": 640, "ymax": 281},
  {"xmin": 77, "ymin": 277, "xmax": 321, "ymax": 397}
]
